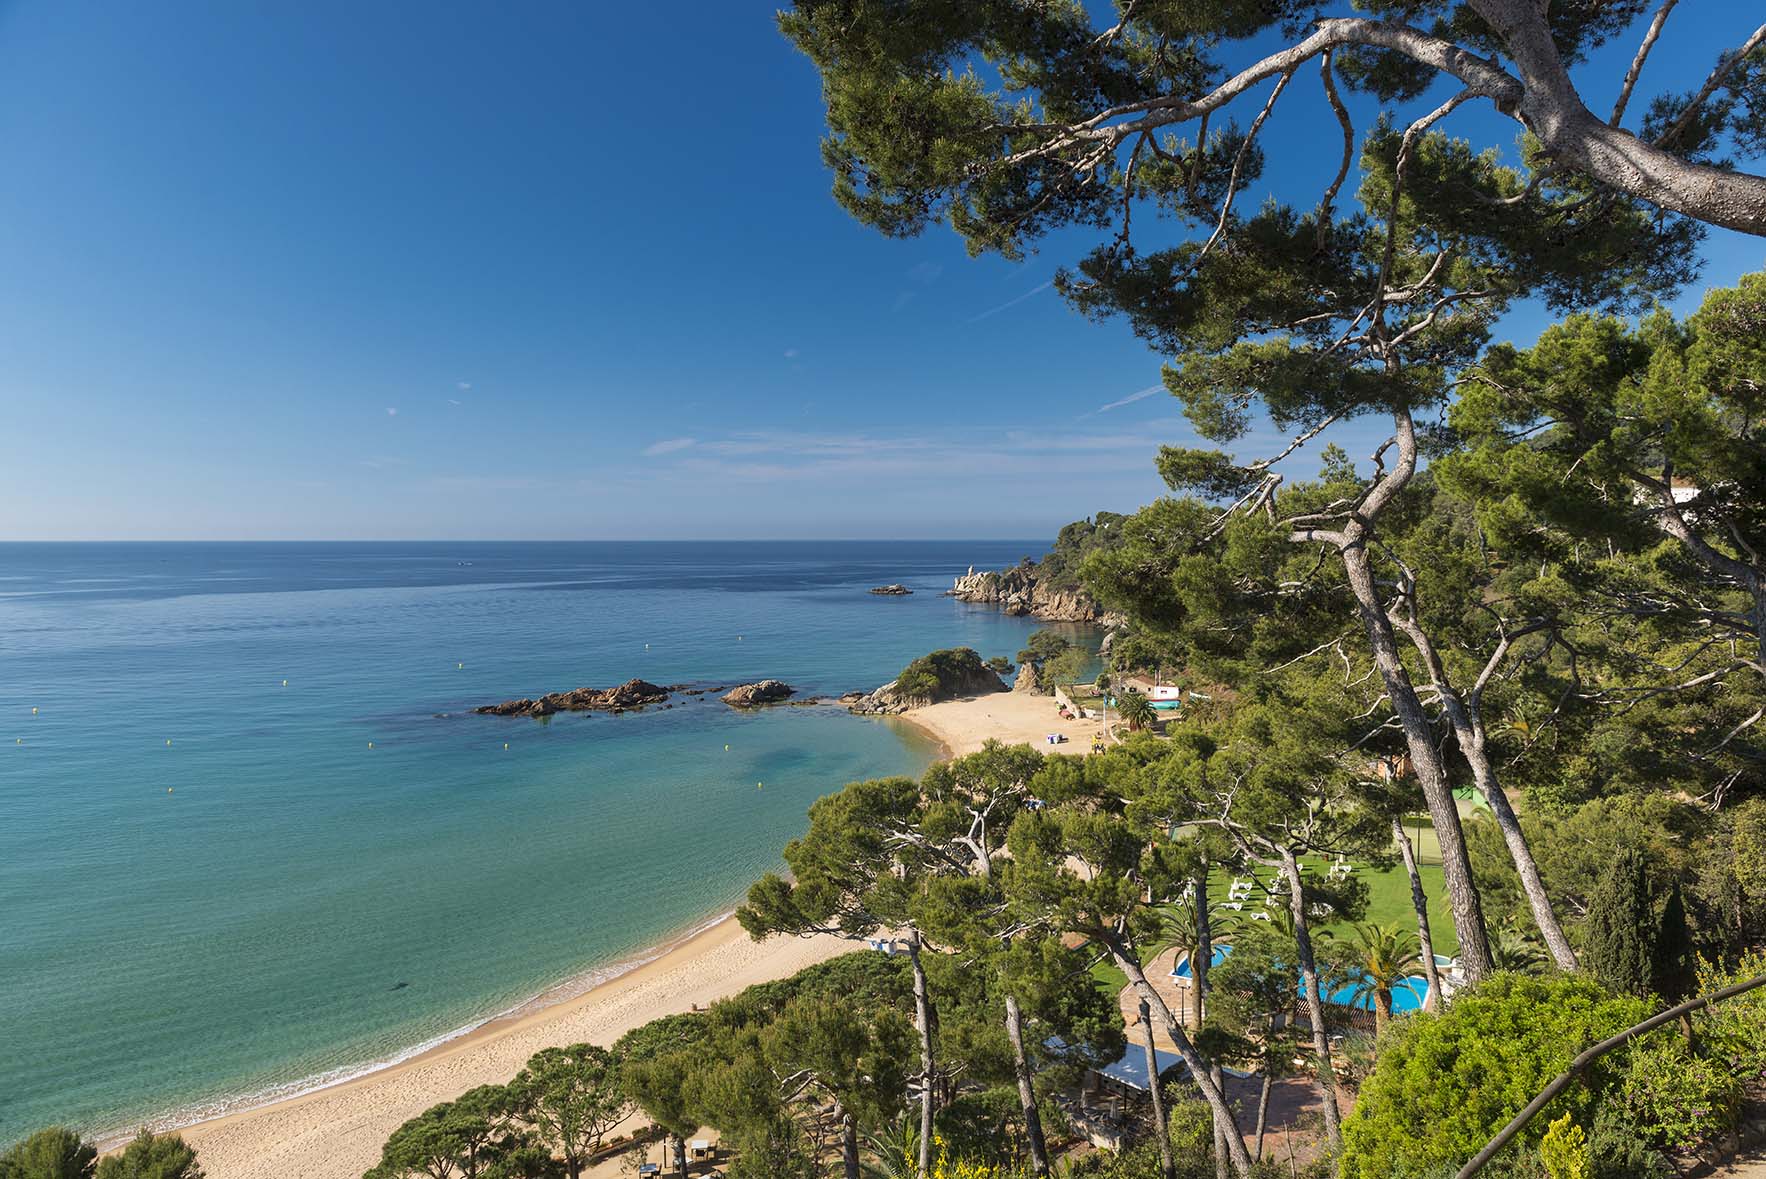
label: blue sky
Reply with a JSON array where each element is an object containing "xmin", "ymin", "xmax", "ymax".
[{"xmin": 1, "ymin": 2, "xmax": 1761, "ymax": 541}]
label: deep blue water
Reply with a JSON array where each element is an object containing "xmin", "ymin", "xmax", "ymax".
[{"xmin": 0, "ymin": 541, "xmax": 1056, "ymax": 1142}]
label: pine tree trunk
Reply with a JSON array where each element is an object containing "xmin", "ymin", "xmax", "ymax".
[
  {"xmin": 1459, "ymin": 722, "xmax": 1580, "ymax": 972},
  {"xmin": 906, "ymin": 930, "xmax": 936, "ymax": 1179},
  {"xmin": 672, "ymin": 1132, "xmax": 687, "ymax": 1179},
  {"xmin": 1004, "ymin": 993, "xmax": 1051, "ymax": 1176},
  {"xmin": 1194, "ymin": 861, "xmax": 1212, "ymax": 1029},
  {"xmin": 1253, "ymin": 1066, "xmax": 1273, "ymax": 1161},
  {"xmin": 1397, "ymin": 626, "xmax": 1581, "ymax": 973},
  {"xmin": 1210, "ymin": 1064, "xmax": 1230, "ymax": 1179},
  {"xmin": 1139, "ymin": 998, "xmax": 1177, "ymax": 1179},
  {"xmin": 1393, "ymin": 818, "xmax": 1444, "ymax": 1011},
  {"xmin": 841, "ymin": 1107, "xmax": 860, "ymax": 1179},
  {"xmin": 1321, "ymin": 414, "xmax": 1492, "ymax": 980},
  {"xmin": 1108, "ymin": 938, "xmax": 1255, "ymax": 1177},
  {"xmin": 1280, "ymin": 847, "xmax": 1341, "ymax": 1149}
]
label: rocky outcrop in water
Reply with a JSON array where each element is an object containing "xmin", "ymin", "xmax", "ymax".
[
  {"xmin": 847, "ymin": 647, "xmax": 1007, "ymax": 715},
  {"xmin": 869, "ymin": 584, "xmax": 913, "ymax": 595},
  {"xmin": 946, "ymin": 564, "xmax": 1105, "ymax": 623},
  {"xmin": 722, "ymin": 680, "xmax": 797, "ymax": 707},
  {"xmin": 476, "ymin": 678, "xmax": 670, "ymax": 717}
]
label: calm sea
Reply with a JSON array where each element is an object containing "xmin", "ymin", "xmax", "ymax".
[{"xmin": 0, "ymin": 541, "xmax": 1056, "ymax": 1142}]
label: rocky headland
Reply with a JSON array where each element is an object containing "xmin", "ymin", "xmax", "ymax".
[
  {"xmin": 946, "ymin": 563, "xmax": 1106, "ymax": 623},
  {"xmin": 847, "ymin": 647, "xmax": 1007, "ymax": 716},
  {"xmin": 475, "ymin": 679, "xmax": 671, "ymax": 717}
]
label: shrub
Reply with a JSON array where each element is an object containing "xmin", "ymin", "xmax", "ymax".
[
  {"xmin": 1538, "ymin": 1115, "xmax": 1590, "ymax": 1179},
  {"xmin": 1615, "ymin": 1034, "xmax": 1738, "ymax": 1149},
  {"xmin": 1337, "ymin": 973, "xmax": 1648, "ymax": 1179}
]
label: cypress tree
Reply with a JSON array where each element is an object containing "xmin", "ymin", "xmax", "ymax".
[
  {"xmin": 1584, "ymin": 849, "xmax": 1654, "ymax": 998},
  {"xmin": 1651, "ymin": 879, "xmax": 1695, "ymax": 1004}
]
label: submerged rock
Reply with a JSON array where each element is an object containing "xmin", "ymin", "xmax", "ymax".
[
  {"xmin": 475, "ymin": 678, "xmax": 670, "ymax": 717},
  {"xmin": 869, "ymin": 583, "xmax": 913, "ymax": 595},
  {"xmin": 721, "ymin": 680, "xmax": 797, "ymax": 707}
]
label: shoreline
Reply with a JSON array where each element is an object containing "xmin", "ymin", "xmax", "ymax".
[
  {"xmin": 122, "ymin": 691, "xmax": 1078, "ymax": 1177},
  {"xmin": 173, "ymin": 912, "xmax": 850, "ymax": 1178},
  {"xmin": 100, "ymin": 907, "xmax": 735, "ymax": 1151},
  {"xmin": 901, "ymin": 688, "xmax": 1106, "ymax": 757}
]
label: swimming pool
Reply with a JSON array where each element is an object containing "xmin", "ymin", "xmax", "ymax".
[{"xmin": 1172, "ymin": 945, "xmax": 1431, "ymax": 1012}]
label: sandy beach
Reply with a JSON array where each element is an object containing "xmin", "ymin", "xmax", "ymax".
[
  {"xmin": 178, "ymin": 918, "xmax": 848, "ymax": 1179},
  {"xmin": 902, "ymin": 687, "xmax": 1107, "ymax": 756},
  {"xmin": 170, "ymin": 692, "xmax": 1081, "ymax": 1178}
]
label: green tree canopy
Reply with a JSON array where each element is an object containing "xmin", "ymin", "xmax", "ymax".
[
  {"xmin": 93, "ymin": 1131, "xmax": 202, "ymax": 1179},
  {"xmin": 0, "ymin": 1129, "xmax": 96, "ymax": 1179},
  {"xmin": 509, "ymin": 1045, "xmax": 629, "ymax": 1179}
]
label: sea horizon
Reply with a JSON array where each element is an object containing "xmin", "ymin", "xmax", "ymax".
[{"xmin": 0, "ymin": 540, "xmax": 1062, "ymax": 1142}]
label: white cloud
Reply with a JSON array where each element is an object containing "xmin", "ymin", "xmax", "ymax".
[
  {"xmin": 447, "ymin": 399, "xmax": 462, "ymax": 406},
  {"xmin": 783, "ymin": 348, "xmax": 800, "ymax": 359},
  {"xmin": 385, "ymin": 407, "xmax": 398, "ymax": 416},
  {"xmin": 457, "ymin": 381, "xmax": 472, "ymax": 391},
  {"xmin": 641, "ymin": 437, "xmax": 698, "ymax": 457}
]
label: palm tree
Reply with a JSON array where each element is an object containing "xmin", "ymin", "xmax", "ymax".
[
  {"xmin": 861, "ymin": 1115, "xmax": 918, "ymax": 1179},
  {"xmin": 1343, "ymin": 923, "xmax": 1422, "ymax": 1038},
  {"xmin": 1117, "ymin": 689, "xmax": 1157, "ymax": 732},
  {"xmin": 1490, "ymin": 922, "xmax": 1549, "ymax": 975}
]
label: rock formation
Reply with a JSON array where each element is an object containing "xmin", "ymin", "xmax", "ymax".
[
  {"xmin": 1013, "ymin": 660, "xmax": 1043, "ymax": 694},
  {"xmin": 869, "ymin": 584, "xmax": 913, "ymax": 595},
  {"xmin": 946, "ymin": 564, "xmax": 1107, "ymax": 623},
  {"xmin": 476, "ymin": 678, "xmax": 670, "ymax": 717},
  {"xmin": 721, "ymin": 680, "xmax": 797, "ymax": 707},
  {"xmin": 847, "ymin": 647, "xmax": 1007, "ymax": 715}
]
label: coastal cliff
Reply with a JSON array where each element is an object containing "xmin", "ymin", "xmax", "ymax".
[{"xmin": 946, "ymin": 563, "xmax": 1105, "ymax": 623}]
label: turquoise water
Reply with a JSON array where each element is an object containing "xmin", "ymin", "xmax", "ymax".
[
  {"xmin": 0, "ymin": 542, "xmax": 1054, "ymax": 1142},
  {"xmin": 1172, "ymin": 945, "xmax": 1430, "ymax": 1012}
]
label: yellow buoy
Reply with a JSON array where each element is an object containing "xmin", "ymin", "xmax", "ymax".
[
  {"xmin": 31, "ymin": 707, "xmax": 38, "ymax": 715},
  {"xmin": 724, "ymin": 744, "xmax": 730, "ymax": 751},
  {"xmin": 368, "ymin": 741, "xmax": 374, "ymax": 749},
  {"xmin": 167, "ymin": 787, "xmax": 174, "ymax": 794},
  {"xmin": 166, "ymin": 739, "xmax": 172, "ymax": 746},
  {"xmin": 757, "ymin": 781, "xmax": 763, "ymax": 790},
  {"xmin": 282, "ymin": 680, "xmax": 288, "ymax": 687},
  {"xmin": 457, "ymin": 663, "xmax": 463, "ymax": 670},
  {"xmin": 503, "ymin": 743, "xmax": 509, "ymax": 750}
]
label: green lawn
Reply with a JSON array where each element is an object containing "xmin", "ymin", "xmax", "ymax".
[{"xmin": 1084, "ymin": 825, "xmax": 1459, "ymax": 1000}]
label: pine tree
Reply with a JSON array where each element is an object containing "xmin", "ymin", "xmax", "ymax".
[{"xmin": 1584, "ymin": 849, "xmax": 1655, "ymax": 997}]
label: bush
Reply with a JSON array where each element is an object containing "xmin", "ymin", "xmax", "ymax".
[
  {"xmin": 1337, "ymin": 973, "xmax": 1648, "ymax": 1179},
  {"xmin": 1616, "ymin": 1031, "xmax": 1739, "ymax": 1149},
  {"xmin": 1538, "ymin": 1115, "xmax": 1590, "ymax": 1179}
]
